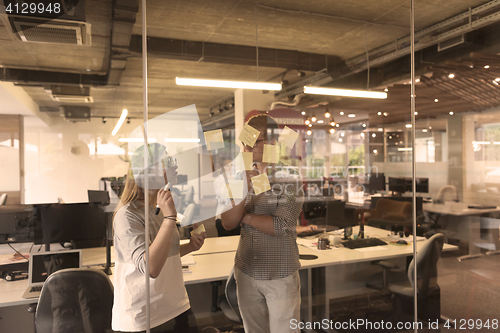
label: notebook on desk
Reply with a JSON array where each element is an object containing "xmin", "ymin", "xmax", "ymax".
[{"xmin": 21, "ymin": 249, "xmax": 82, "ymax": 299}]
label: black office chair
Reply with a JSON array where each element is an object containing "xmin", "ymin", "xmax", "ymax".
[
  {"xmin": 217, "ymin": 267, "xmax": 244, "ymax": 332},
  {"xmin": 218, "ymin": 267, "xmax": 242, "ymax": 324},
  {"xmin": 366, "ymin": 233, "xmax": 445, "ymax": 322},
  {"xmin": 34, "ymin": 268, "xmax": 114, "ymax": 333}
]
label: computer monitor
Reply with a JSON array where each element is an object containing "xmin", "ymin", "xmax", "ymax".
[
  {"xmin": 0, "ymin": 205, "xmax": 34, "ymax": 244},
  {"xmin": 388, "ymin": 177, "xmax": 406, "ymax": 194},
  {"xmin": 325, "ymin": 200, "xmax": 352, "ymax": 229},
  {"xmin": 369, "ymin": 173, "xmax": 386, "ymax": 193},
  {"xmin": 88, "ymin": 190, "xmax": 110, "ymax": 205},
  {"xmin": 35, "ymin": 203, "xmax": 106, "ymax": 248},
  {"xmin": 388, "ymin": 177, "xmax": 429, "ymax": 194}
]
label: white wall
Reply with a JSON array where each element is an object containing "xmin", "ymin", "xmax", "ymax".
[{"xmin": 24, "ymin": 117, "xmax": 142, "ymax": 204}]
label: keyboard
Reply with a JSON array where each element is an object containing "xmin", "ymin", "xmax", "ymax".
[
  {"xmin": 30, "ymin": 286, "xmax": 42, "ymax": 292},
  {"xmin": 297, "ymin": 229, "xmax": 325, "ymax": 238},
  {"xmin": 342, "ymin": 238, "xmax": 388, "ymax": 249}
]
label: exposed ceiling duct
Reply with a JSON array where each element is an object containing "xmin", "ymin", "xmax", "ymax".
[
  {"xmin": 47, "ymin": 85, "xmax": 94, "ymax": 103},
  {"xmin": 270, "ymin": 93, "xmax": 305, "ymax": 110}
]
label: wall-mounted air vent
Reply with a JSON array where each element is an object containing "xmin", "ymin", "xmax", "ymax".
[
  {"xmin": 48, "ymin": 85, "xmax": 94, "ymax": 103},
  {"xmin": 60, "ymin": 106, "xmax": 91, "ymax": 122},
  {"xmin": 10, "ymin": 18, "xmax": 91, "ymax": 45}
]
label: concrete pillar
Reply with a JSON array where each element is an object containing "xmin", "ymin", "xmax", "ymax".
[{"xmin": 447, "ymin": 115, "xmax": 465, "ymax": 201}]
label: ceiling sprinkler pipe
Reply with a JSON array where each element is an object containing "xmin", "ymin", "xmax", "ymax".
[{"xmin": 270, "ymin": 93, "xmax": 305, "ymax": 110}]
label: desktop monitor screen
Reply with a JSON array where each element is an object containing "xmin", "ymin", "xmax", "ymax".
[
  {"xmin": 388, "ymin": 177, "xmax": 406, "ymax": 194},
  {"xmin": 369, "ymin": 173, "xmax": 386, "ymax": 192},
  {"xmin": 37, "ymin": 203, "xmax": 106, "ymax": 248},
  {"xmin": 325, "ymin": 200, "xmax": 352, "ymax": 229}
]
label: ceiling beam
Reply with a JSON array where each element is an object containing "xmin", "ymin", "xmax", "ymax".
[{"xmin": 128, "ymin": 35, "xmax": 350, "ymax": 75}]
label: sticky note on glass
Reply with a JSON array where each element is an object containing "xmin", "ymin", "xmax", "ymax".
[
  {"xmin": 227, "ymin": 180, "xmax": 244, "ymax": 199},
  {"xmin": 204, "ymin": 129, "xmax": 224, "ymax": 151},
  {"xmin": 190, "ymin": 224, "xmax": 206, "ymax": 235},
  {"xmin": 251, "ymin": 173, "xmax": 271, "ymax": 195},
  {"xmin": 278, "ymin": 126, "xmax": 299, "ymax": 149},
  {"xmin": 238, "ymin": 124, "xmax": 260, "ymax": 147},
  {"xmin": 263, "ymin": 144, "xmax": 280, "ymax": 163},
  {"xmin": 242, "ymin": 152, "xmax": 253, "ymax": 170}
]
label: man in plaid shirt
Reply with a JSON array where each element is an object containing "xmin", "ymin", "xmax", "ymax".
[{"xmin": 221, "ymin": 114, "xmax": 304, "ymax": 333}]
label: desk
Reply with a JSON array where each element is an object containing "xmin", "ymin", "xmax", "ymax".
[
  {"xmin": 423, "ymin": 202, "xmax": 500, "ymax": 260},
  {"xmin": 0, "ymin": 230, "xmax": 458, "ymax": 333}
]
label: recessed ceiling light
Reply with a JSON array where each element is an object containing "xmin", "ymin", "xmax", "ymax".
[
  {"xmin": 384, "ymin": 88, "xmax": 388, "ymax": 92},
  {"xmin": 377, "ymin": 112, "xmax": 382, "ymax": 116},
  {"xmin": 449, "ymin": 111, "xmax": 454, "ymax": 115},
  {"xmin": 484, "ymin": 65, "xmax": 490, "ymax": 69},
  {"xmin": 317, "ymin": 120, "xmax": 324, "ymax": 124},
  {"xmin": 405, "ymin": 124, "xmax": 412, "ymax": 128},
  {"xmin": 383, "ymin": 112, "xmax": 388, "ymax": 116},
  {"xmin": 373, "ymin": 149, "xmax": 378, "ymax": 154},
  {"xmin": 336, "ymin": 123, "xmax": 339, "ymax": 127},
  {"xmin": 362, "ymin": 123, "xmax": 366, "ymax": 127},
  {"xmin": 340, "ymin": 111, "xmax": 344, "ymax": 116},
  {"xmin": 378, "ymin": 128, "xmax": 383, "ymax": 131},
  {"xmin": 415, "ymin": 78, "xmax": 420, "ymax": 83},
  {"xmin": 372, "ymin": 133, "xmax": 376, "ymax": 138},
  {"xmin": 348, "ymin": 114, "xmax": 355, "ymax": 118},
  {"xmin": 301, "ymin": 111, "xmax": 306, "ymax": 115},
  {"xmin": 414, "ymin": 111, "xmax": 418, "ymax": 115},
  {"xmin": 434, "ymin": 99, "xmax": 439, "ymax": 102},
  {"xmin": 448, "ymin": 73, "xmax": 455, "ymax": 78},
  {"xmin": 422, "ymin": 129, "xmax": 428, "ymax": 132}
]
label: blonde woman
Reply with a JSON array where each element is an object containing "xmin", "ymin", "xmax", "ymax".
[{"xmin": 112, "ymin": 143, "xmax": 205, "ymax": 333}]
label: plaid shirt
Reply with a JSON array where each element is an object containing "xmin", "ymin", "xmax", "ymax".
[{"xmin": 235, "ymin": 174, "xmax": 304, "ymax": 280}]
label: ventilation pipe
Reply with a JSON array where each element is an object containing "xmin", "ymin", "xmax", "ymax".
[{"xmin": 270, "ymin": 93, "xmax": 305, "ymax": 110}]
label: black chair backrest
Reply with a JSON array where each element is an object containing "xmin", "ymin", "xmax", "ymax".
[
  {"xmin": 225, "ymin": 268, "xmax": 242, "ymax": 322},
  {"xmin": 36, "ymin": 268, "xmax": 114, "ymax": 333}
]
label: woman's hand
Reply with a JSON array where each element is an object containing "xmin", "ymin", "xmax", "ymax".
[
  {"xmin": 188, "ymin": 223, "xmax": 206, "ymax": 252},
  {"xmin": 157, "ymin": 188, "xmax": 177, "ymax": 217}
]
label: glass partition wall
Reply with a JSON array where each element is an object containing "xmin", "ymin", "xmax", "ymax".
[{"xmin": 3, "ymin": 0, "xmax": 500, "ymax": 332}]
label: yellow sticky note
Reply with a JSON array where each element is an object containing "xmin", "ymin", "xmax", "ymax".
[
  {"xmin": 251, "ymin": 173, "xmax": 271, "ymax": 195},
  {"xmin": 278, "ymin": 126, "xmax": 299, "ymax": 149},
  {"xmin": 204, "ymin": 129, "xmax": 224, "ymax": 151},
  {"xmin": 242, "ymin": 152, "xmax": 253, "ymax": 170},
  {"xmin": 190, "ymin": 224, "xmax": 206, "ymax": 235},
  {"xmin": 238, "ymin": 124, "xmax": 260, "ymax": 147},
  {"xmin": 228, "ymin": 180, "xmax": 245, "ymax": 199},
  {"xmin": 262, "ymin": 144, "xmax": 280, "ymax": 163}
]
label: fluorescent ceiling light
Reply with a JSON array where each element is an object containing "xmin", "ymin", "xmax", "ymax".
[
  {"xmin": 164, "ymin": 138, "xmax": 201, "ymax": 143},
  {"xmin": 176, "ymin": 77, "xmax": 281, "ymax": 90},
  {"xmin": 398, "ymin": 148, "xmax": 413, "ymax": 151},
  {"xmin": 119, "ymin": 138, "xmax": 157, "ymax": 143},
  {"xmin": 472, "ymin": 141, "xmax": 490, "ymax": 145},
  {"xmin": 348, "ymin": 114, "xmax": 355, "ymax": 118},
  {"xmin": 112, "ymin": 109, "xmax": 128, "ymax": 136},
  {"xmin": 304, "ymin": 86, "xmax": 387, "ymax": 99}
]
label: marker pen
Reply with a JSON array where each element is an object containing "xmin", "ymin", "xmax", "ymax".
[{"xmin": 155, "ymin": 182, "xmax": 171, "ymax": 215}]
